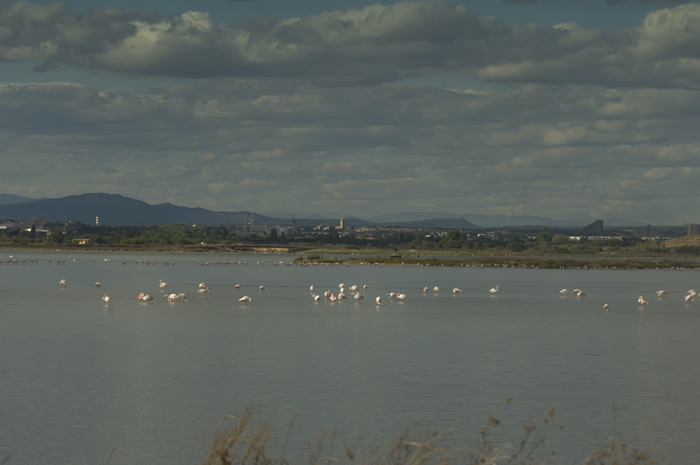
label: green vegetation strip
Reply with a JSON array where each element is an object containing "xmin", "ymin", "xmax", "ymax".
[{"xmin": 295, "ymin": 254, "xmax": 700, "ymax": 269}]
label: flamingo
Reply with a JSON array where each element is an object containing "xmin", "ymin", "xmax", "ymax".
[
  {"xmin": 330, "ymin": 294, "xmax": 337, "ymax": 302},
  {"xmin": 363, "ymin": 284, "xmax": 367, "ymax": 290},
  {"xmin": 312, "ymin": 294, "xmax": 321, "ymax": 302},
  {"xmin": 324, "ymin": 290, "xmax": 331, "ymax": 298},
  {"xmin": 453, "ymin": 288, "xmax": 462, "ymax": 294},
  {"xmin": 234, "ymin": 284, "xmax": 241, "ymax": 289},
  {"xmin": 94, "ymin": 282, "xmax": 101, "ymax": 288},
  {"xmin": 396, "ymin": 293, "xmax": 408, "ymax": 300},
  {"xmin": 375, "ymin": 296, "xmax": 381, "ymax": 306},
  {"xmin": 138, "ymin": 293, "xmax": 145, "ymax": 300},
  {"xmin": 349, "ymin": 285, "xmax": 359, "ymax": 292},
  {"xmin": 432, "ymin": 286, "xmax": 440, "ymax": 292},
  {"xmin": 354, "ymin": 293, "xmax": 364, "ymax": 302},
  {"xmin": 604, "ymin": 304, "xmax": 610, "ymax": 312},
  {"xmin": 559, "ymin": 289, "xmax": 567, "ymax": 294},
  {"xmin": 259, "ymin": 285, "xmax": 265, "ymax": 291},
  {"xmin": 338, "ymin": 293, "xmax": 347, "ymax": 300},
  {"xmin": 164, "ymin": 293, "xmax": 180, "ymax": 302},
  {"xmin": 159, "ymin": 279, "xmax": 169, "ymax": 289},
  {"xmin": 387, "ymin": 292, "xmax": 397, "ymax": 298},
  {"xmin": 655, "ymin": 290, "xmax": 669, "ymax": 298},
  {"xmin": 310, "ymin": 285, "xmax": 314, "ymax": 292},
  {"xmin": 199, "ymin": 283, "xmax": 207, "ymax": 289},
  {"xmin": 102, "ymin": 293, "xmax": 110, "ymax": 303},
  {"xmin": 238, "ymin": 295, "xmax": 251, "ymax": 303},
  {"xmin": 489, "ymin": 285, "xmax": 499, "ymax": 294},
  {"xmin": 423, "ymin": 287, "xmax": 429, "ymax": 293},
  {"xmin": 59, "ymin": 279, "xmax": 66, "ymax": 287},
  {"xmin": 638, "ymin": 296, "xmax": 648, "ymax": 306},
  {"xmin": 685, "ymin": 293, "xmax": 694, "ymax": 303}
]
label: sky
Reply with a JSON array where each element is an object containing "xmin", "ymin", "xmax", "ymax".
[{"xmin": 1, "ymin": 0, "xmax": 700, "ymax": 223}]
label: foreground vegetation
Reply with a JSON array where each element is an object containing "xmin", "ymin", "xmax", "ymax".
[{"xmin": 200, "ymin": 405, "xmax": 664, "ymax": 465}]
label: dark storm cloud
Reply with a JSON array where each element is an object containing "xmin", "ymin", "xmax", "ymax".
[{"xmin": 2, "ymin": 1, "xmax": 700, "ymax": 88}]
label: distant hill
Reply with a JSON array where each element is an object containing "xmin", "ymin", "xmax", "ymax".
[
  {"xmin": 602, "ymin": 218, "xmax": 648, "ymax": 227},
  {"xmin": 0, "ymin": 193, "xmax": 652, "ymax": 228},
  {"xmin": 367, "ymin": 211, "xmax": 460, "ymax": 223},
  {"xmin": 386, "ymin": 217, "xmax": 481, "ymax": 229},
  {"xmin": 0, "ymin": 194, "xmax": 37, "ymax": 206},
  {"xmin": 293, "ymin": 216, "xmax": 372, "ymax": 227},
  {"xmin": 368, "ymin": 211, "xmax": 646, "ymax": 228},
  {"xmin": 0, "ymin": 193, "xmax": 288, "ymax": 226}
]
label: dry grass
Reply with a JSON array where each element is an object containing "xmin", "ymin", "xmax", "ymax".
[
  {"xmin": 200, "ymin": 403, "xmax": 666, "ymax": 465},
  {"xmin": 664, "ymin": 235, "xmax": 700, "ymax": 248}
]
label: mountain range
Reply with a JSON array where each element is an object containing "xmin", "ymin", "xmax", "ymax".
[
  {"xmin": 0, "ymin": 193, "xmax": 647, "ymax": 228},
  {"xmin": 0, "ymin": 193, "xmax": 39, "ymax": 205}
]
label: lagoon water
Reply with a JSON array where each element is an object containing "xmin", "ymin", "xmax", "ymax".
[{"xmin": 2, "ymin": 251, "xmax": 700, "ymax": 464}]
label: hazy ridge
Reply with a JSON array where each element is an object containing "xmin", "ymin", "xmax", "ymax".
[{"xmin": 0, "ymin": 193, "xmax": 647, "ymax": 228}]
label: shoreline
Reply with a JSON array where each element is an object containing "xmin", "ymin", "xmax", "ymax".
[{"xmin": 2, "ymin": 244, "xmax": 700, "ymax": 269}]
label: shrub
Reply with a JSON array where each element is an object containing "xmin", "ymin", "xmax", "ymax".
[{"xmin": 201, "ymin": 404, "xmax": 663, "ymax": 465}]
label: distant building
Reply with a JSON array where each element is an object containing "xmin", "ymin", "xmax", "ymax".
[
  {"xmin": 688, "ymin": 223, "xmax": 700, "ymax": 236},
  {"xmin": 0, "ymin": 221, "xmax": 22, "ymax": 230},
  {"xmin": 582, "ymin": 220, "xmax": 603, "ymax": 237},
  {"xmin": 646, "ymin": 224, "xmax": 651, "ymax": 239},
  {"xmin": 339, "ymin": 213, "xmax": 345, "ymax": 230}
]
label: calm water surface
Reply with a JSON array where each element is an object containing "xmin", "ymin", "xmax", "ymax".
[{"xmin": 2, "ymin": 251, "xmax": 700, "ymax": 464}]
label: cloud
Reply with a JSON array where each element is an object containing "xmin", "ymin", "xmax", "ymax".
[
  {"xmin": 2, "ymin": 79, "xmax": 700, "ymax": 222},
  {"xmin": 2, "ymin": 1, "xmax": 700, "ymax": 88},
  {"xmin": 502, "ymin": 0, "xmax": 561, "ymax": 3},
  {"xmin": 607, "ymin": 0, "xmax": 690, "ymax": 4}
]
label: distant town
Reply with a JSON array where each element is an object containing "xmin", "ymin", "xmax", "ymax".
[
  {"xmin": 2, "ymin": 214, "xmax": 700, "ymax": 256},
  {"xmin": 1, "ymin": 193, "xmax": 699, "ymax": 253}
]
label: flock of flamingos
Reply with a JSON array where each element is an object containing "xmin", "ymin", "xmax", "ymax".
[
  {"xmin": 55, "ymin": 269, "xmax": 695, "ymax": 312},
  {"xmin": 46, "ymin": 256, "xmax": 513, "ymax": 307},
  {"xmin": 58, "ymin": 277, "xmax": 505, "ymax": 307},
  {"xmin": 6, "ymin": 254, "xmax": 689, "ymax": 311}
]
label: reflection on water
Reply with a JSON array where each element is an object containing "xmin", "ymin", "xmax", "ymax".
[{"xmin": 2, "ymin": 251, "xmax": 700, "ymax": 465}]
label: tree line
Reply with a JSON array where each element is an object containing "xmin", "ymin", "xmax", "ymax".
[{"xmin": 0, "ymin": 221, "xmax": 680, "ymax": 254}]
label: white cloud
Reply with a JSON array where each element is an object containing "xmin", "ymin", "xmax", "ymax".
[
  {"xmin": 2, "ymin": 77, "xmax": 700, "ymax": 222},
  {"xmin": 1, "ymin": 1, "xmax": 700, "ymax": 88}
]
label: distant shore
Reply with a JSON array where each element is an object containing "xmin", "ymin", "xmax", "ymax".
[{"xmin": 2, "ymin": 243, "xmax": 699, "ymax": 270}]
